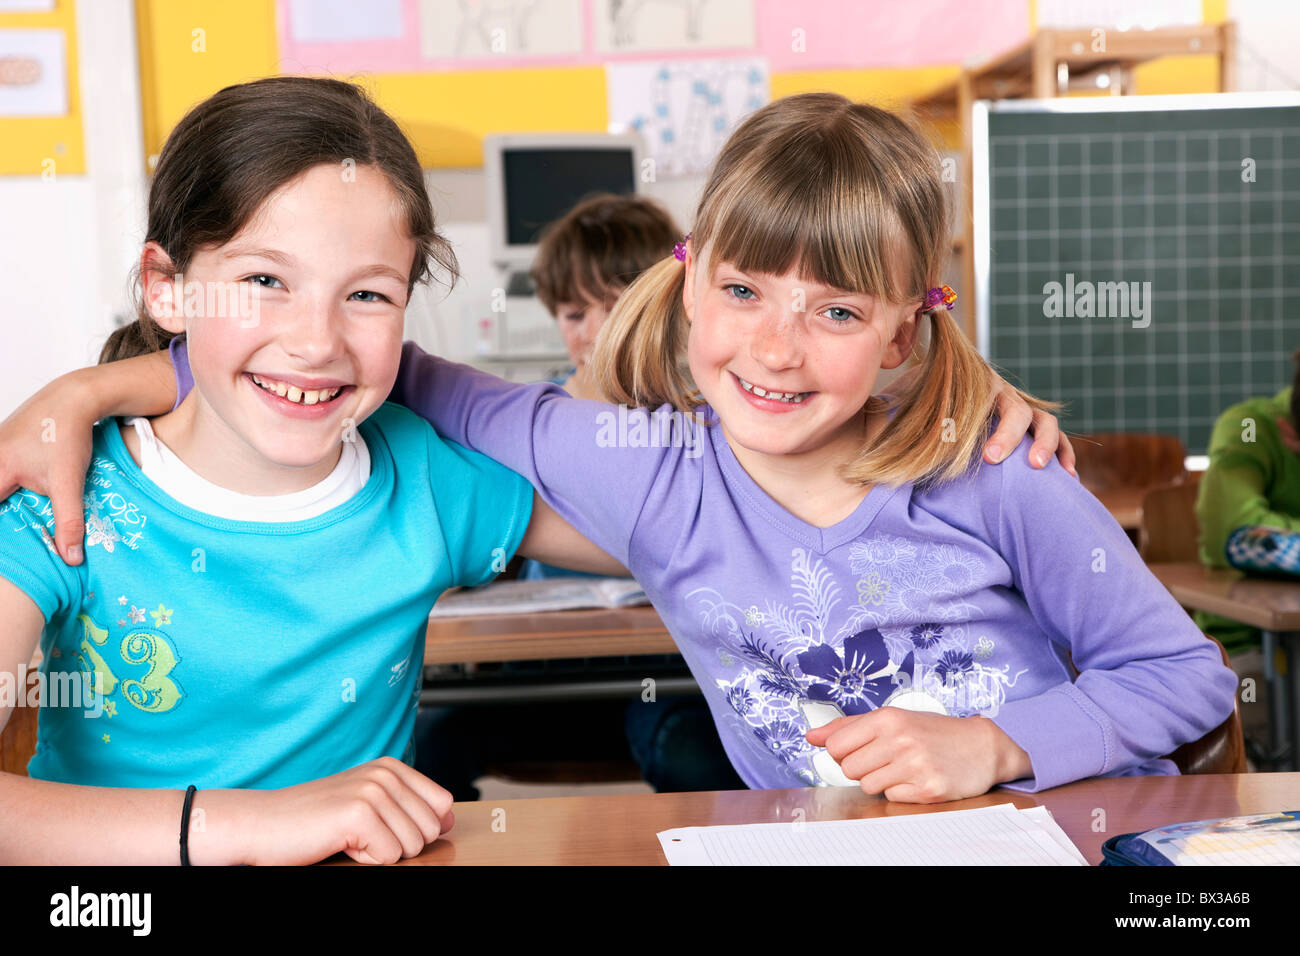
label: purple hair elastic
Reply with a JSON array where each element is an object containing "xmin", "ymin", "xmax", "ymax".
[
  {"xmin": 673, "ymin": 232, "xmax": 692, "ymax": 261},
  {"xmin": 925, "ymin": 285, "xmax": 957, "ymax": 311}
]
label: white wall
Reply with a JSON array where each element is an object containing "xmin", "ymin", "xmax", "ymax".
[{"xmin": 0, "ymin": 0, "xmax": 143, "ymax": 419}]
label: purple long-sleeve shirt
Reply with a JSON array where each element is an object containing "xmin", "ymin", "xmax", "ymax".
[
  {"xmin": 384, "ymin": 344, "xmax": 1237, "ymax": 792},
  {"xmin": 172, "ymin": 338, "xmax": 1239, "ymax": 791}
]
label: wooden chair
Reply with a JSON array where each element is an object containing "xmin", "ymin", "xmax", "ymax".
[
  {"xmin": 1072, "ymin": 432, "xmax": 1187, "ymax": 492},
  {"xmin": 0, "ymin": 703, "xmax": 38, "ymax": 776},
  {"xmin": 1139, "ymin": 473, "xmax": 1203, "ymax": 563}
]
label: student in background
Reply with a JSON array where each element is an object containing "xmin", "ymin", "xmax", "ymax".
[
  {"xmin": 1195, "ymin": 348, "xmax": 1300, "ymax": 651},
  {"xmin": 510, "ymin": 192, "xmax": 744, "ymax": 793}
]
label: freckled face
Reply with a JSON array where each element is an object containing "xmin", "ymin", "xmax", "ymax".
[{"xmin": 681, "ymin": 247, "xmax": 919, "ymax": 462}]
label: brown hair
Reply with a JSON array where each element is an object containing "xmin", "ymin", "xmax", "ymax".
[
  {"xmin": 590, "ymin": 92, "xmax": 1057, "ymax": 487},
  {"xmin": 99, "ymin": 75, "xmax": 456, "ymax": 364},
  {"xmin": 529, "ymin": 193, "xmax": 679, "ymax": 316}
]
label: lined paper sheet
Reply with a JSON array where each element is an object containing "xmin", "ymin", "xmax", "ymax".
[{"xmin": 658, "ymin": 803, "xmax": 1086, "ymax": 866}]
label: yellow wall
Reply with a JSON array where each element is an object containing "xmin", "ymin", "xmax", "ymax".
[
  {"xmin": 0, "ymin": 0, "xmax": 84, "ymax": 175},
  {"xmin": 131, "ymin": 0, "xmax": 1233, "ymax": 171}
]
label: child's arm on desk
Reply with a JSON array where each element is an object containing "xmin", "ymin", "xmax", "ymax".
[{"xmin": 0, "ymin": 576, "xmax": 452, "ymax": 865}]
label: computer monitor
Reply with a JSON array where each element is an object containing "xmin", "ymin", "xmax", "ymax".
[{"xmin": 484, "ymin": 131, "xmax": 645, "ymax": 275}]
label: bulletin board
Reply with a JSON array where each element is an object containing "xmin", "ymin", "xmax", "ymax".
[{"xmin": 0, "ymin": 0, "xmax": 83, "ymax": 176}]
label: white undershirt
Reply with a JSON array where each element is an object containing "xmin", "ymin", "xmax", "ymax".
[{"xmin": 122, "ymin": 416, "xmax": 370, "ymax": 522}]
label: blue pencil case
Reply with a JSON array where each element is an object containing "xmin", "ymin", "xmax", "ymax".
[
  {"xmin": 1100, "ymin": 811, "xmax": 1300, "ymax": 865},
  {"xmin": 1225, "ymin": 526, "xmax": 1300, "ymax": 578}
]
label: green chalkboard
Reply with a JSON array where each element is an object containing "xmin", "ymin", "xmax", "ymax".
[{"xmin": 974, "ymin": 95, "xmax": 1300, "ymax": 454}]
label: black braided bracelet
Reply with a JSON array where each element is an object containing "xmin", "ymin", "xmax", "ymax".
[{"xmin": 180, "ymin": 785, "xmax": 197, "ymax": 866}]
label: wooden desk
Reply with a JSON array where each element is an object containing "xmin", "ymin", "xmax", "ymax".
[
  {"xmin": 332, "ymin": 772, "xmax": 1300, "ymax": 866},
  {"xmin": 424, "ymin": 605, "xmax": 674, "ymax": 665},
  {"xmin": 1149, "ymin": 562, "xmax": 1300, "ymax": 771}
]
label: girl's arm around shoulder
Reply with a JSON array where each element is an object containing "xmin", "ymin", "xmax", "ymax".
[
  {"xmin": 982, "ymin": 437, "xmax": 1238, "ymax": 792},
  {"xmin": 0, "ymin": 350, "xmax": 176, "ymax": 566},
  {"xmin": 393, "ymin": 341, "xmax": 681, "ymax": 568}
]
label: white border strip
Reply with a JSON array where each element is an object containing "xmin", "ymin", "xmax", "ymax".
[
  {"xmin": 988, "ymin": 92, "xmax": 1300, "ymax": 114},
  {"xmin": 972, "ymin": 101, "xmax": 991, "ymax": 357}
]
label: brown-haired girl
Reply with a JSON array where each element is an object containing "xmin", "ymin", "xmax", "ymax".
[{"xmin": 0, "ymin": 76, "xmax": 617, "ymax": 864}]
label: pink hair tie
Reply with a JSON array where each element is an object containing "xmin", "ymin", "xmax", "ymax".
[
  {"xmin": 673, "ymin": 232, "xmax": 692, "ymax": 261},
  {"xmin": 924, "ymin": 285, "xmax": 956, "ymax": 311}
]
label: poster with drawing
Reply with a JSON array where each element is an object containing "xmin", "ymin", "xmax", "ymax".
[
  {"xmin": 419, "ymin": 0, "xmax": 583, "ymax": 60},
  {"xmin": 606, "ymin": 57, "xmax": 767, "ymax": 177},
  {"xmin": 592, "ymin": 0, "xmax": 755, "ymax": 52},
  {"xmin": 0, "ymin": 29, "xmax": 66, "ymax": 117}
]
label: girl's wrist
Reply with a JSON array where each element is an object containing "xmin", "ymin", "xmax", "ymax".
[
  {"xmin": 981, "ymin": 717, "xmax": 1033, "ymax": 785},
  {"xmin": 183, "ymin": 788, "xmax": 256, "ymax": 866}
]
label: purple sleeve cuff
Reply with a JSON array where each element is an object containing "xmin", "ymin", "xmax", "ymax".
[
  {"xmin": 169, "ymin": 335, "xmax": 192, "ymax": 410},
  {"xmin": 988, "ymin": 683, "xmax": 1114, "ymax": 792}
]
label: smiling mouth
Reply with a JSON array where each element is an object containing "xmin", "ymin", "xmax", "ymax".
[
  {"xmin": 735, "ymin": 375, "xmax": 811, "ymax": 404},
  {"xmin": 248, "ymin": 373, "xmax": 350, "ymax": 407}
]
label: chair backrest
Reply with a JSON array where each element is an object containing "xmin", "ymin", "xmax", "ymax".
[
  {"xmin": 1140, "ymin": 475, "xmax": 1203, "ymax": 563},
  {"xmin": 1163, "ymin": 633, "xmax": 1247, "ymax": 775},
  {"xmin": 1072, "ymin": 432, "xmax": 1187, "ymax": 493},
  {"xmin": 0, "ymin": 703, "xmax": 38, "ymax": 776}
]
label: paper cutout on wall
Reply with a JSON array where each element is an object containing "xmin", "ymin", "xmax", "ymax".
[
  {"xmin": 592, "ymin": 0, "xmax": 755, "ymax": 53},
  {"xmin": 607, "ymin": 57, "xmax": 766, "ymax": 177},
  {"xmin": 0, "ymin": 29, "xmax": 65, "ymax": 117},
  {"xmin": 419, "ymin": 0, "xmax": 583, "ymax": 59}
]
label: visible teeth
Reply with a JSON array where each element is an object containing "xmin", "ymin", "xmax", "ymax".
[
  {"xmin": 252, "ymin": 374, "xmax": 341, "ymax": 405},
  {"xmin": 739, "ymin": 377, "xmax": 807, "ymax": 403}
]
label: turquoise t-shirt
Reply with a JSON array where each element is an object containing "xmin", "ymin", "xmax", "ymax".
[{"xmin": 0, "ymin": 403, "xmax": 532, "ymax": 789}]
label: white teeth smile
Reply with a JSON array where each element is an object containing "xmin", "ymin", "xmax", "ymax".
[
  {"xmin": 737, "ymin": 377, "xmax": 809, "ymax": 403},
  {"xmin": 251, "ymin": 374, "xmax": 344, "ymax": 406}
]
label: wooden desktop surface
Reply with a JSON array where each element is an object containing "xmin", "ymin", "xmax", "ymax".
[
  {"xmin": 1148, "ymin": 562, "xmax": 1300, "ymax": 631},
  {"xmin": 332, "ymin": 772, "xmax": 1300, "ymax": 866},
  {"xmin": 425, "ymin": 605, "xmax": 675, "ymax": 664}
]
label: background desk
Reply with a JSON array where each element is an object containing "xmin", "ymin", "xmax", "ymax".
[
  {"xmin": 1149, "ymin": 562, "xmax": 1300, "ymax": 771},
  {"xmin": 424, "ymin": 606, "xmax": 674, "ymax": 664},
  {"xmin": 421, "ymin": 606, "xmax": 689, "ymax": 707},
  {"xmin": 332, "ymin": 772, "xmax": 1300, "ymax": 866}
]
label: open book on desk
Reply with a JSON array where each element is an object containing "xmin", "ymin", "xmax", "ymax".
[{"xmin": 430, "ymin": 577, "xmax": 650, "ymax": 617}]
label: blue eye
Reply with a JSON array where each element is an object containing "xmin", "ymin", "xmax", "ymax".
[
  {"xmin": 243, "ymin": 274, "xmax": 283, "ymax": 289},
  {"xmin": 724, "ymin": 284, "xmax": 755, "ymax": 300},
  {"xmin": 824, "ymin": 306, "xmax": 857, "ymax": 323},
  {"xmin": 349, "ymin": 290, "xmax": 391, "ymax": 303}
]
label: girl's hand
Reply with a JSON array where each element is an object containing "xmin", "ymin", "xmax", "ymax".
[
  {"xmin": 0, "ymin": 372, "xmax": 98, "ymax": 565},
  {"xmin": 804, "ymin": 709, "xmax": 1032, "ymax": 804},
  {"xmin": 206, "ymin": 757, "xmax": 455, "ymax": 866},
  {"xmin": 984, "ymin": 381, "xmax": 1077, "ymax": 476}
]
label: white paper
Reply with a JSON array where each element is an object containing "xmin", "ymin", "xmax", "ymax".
[
  {"xmin": 288, "ymin": 0, "xmax": 403, "ymax": 43},
  {"xmin": 658, "ymin": 803, "xmax": 1087, "ymax": 866},
  {"xmin": 0, "ymin": 29, "xmax": 65, "ymax": 117},
  {"xmin": 430, "ymin": 577, "xmax": 649, "ymax": 617},
  {"xmin": 606, "ymin": 57, "xmax": 768, "ymax": 178}
]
